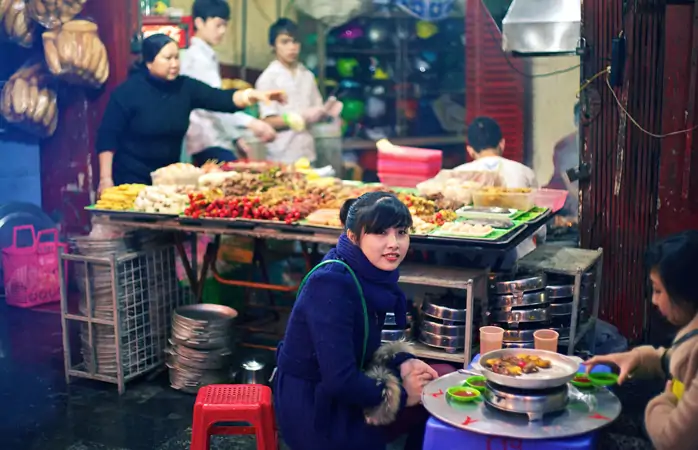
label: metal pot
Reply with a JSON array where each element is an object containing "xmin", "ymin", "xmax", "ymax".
[{"xmin": 234, "ymin": 358, "xmax": 273, "ymax": 385}]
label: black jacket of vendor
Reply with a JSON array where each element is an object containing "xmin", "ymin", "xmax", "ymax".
[{"xmin": 96, "ymin": 70, "xmax": 240, "ymax": 185}]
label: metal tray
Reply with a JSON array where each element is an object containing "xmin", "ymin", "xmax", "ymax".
[
  {"xmin": 502, "ymin": 327, "xmax": 571, "ymax": 343},
  {"xmin": 549, "ymin": 302, "xmax": 574, "ymax": 316},
  {"xmin": 421, "ymin": 298, "xmax": 470, "ymax": 322},
  {"xmin": 418, "ymin": 331, "xmax": 465, "ymax": 351},
  {"xmin": 475, "ymin": 348, "xmax": 579, "ymax": 389},
  {"xmin": 502, "ymin": 341, "xmax": 535, "ymax": 349},
  {"xmin": 490, "ymin": 274, "xmax": 547, "ymax": 294},
  {"xmin": 546, "ymin": 284, "xmax": 594, "ymax": 299},
  {"xmin": 489, "ymin": 290, "xmax": 547, "ymax": 308},
  {"xmin": 381, "ymin": 328, "xmax": 411, "ymax": 342},
  {"xmin": 421, "ymin": 320, "xmax": 466, "ymax": 337},
  {"xmin": 487, "ymin": 307, "xmax": 551, "ymax": 324},
  {"xmin": 384, "ymin": 311, "xmax": 414, "ymax": 326},
  {"xmin": 85, "ymin": 207, "xmax": 178, "ymax": 222}
]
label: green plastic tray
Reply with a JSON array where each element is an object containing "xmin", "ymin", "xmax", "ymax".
[
  {"xmin": 511, "ymin": 207, "xmax": 549, "ymax": 222},
  {"xmin": 429, "ymin": 220, "xmax": 526, "ymax": 241}
]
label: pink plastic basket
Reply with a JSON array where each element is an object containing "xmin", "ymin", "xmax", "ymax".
[
  {"xmin": 2, "ymin": 225, "xmax": 68, "ymax": 308},
  {"xmin": 533, "ymin": 188, "xmax": 569, "ymax": 213}
]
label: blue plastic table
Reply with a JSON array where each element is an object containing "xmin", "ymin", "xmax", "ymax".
[{"xmin": 422, "ymin": 354, "xmax": 612, "ymax": 450}]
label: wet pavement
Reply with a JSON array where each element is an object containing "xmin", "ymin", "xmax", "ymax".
[{"xmin": 0, "ymin": 302, "xmax": 654, "ymax": 450}]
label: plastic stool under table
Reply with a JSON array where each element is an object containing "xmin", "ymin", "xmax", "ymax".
[{"xmin": 190, "ymin": 384, "xmax": 277, "ymax": 450}]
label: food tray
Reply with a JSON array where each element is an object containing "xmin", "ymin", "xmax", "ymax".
[
  {"xmin": 489, "ymin": 290, "xmax": 547, "ymax": 308},
  {"xmin": 428, "ymin": 220, "xmax": 526, "ymax": 242},
  {"xmin": 475, "ymin": 348, "xmax": 579, "ymax": 389},
  {"xmin": 473, "ymin": 190, "xmax": 534, "ymax": 211},
  {"xmin": 178, "ymin": 216, "xmax": 253, "ymax": 229},
  {"xmin": 85, "ymin": 206, "xmax": 177, "ymax": 221},
  {"xmin": 456, "ymin": 206, "xmax": 518, "ymax": 219},
  {"xmin": 510, "ymin": 207, "xmax": 550, "ymax": 223},
  {"xmin": 296, "ymin": 219, "xmax": 343, "ymax": 232}
]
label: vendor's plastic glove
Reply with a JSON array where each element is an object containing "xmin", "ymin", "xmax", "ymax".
[
  {"xmin": 247, "ymin": 119, "xmax": 276, "ymax": 142},
  {"xmin": 324, "ymin": 97, "xmax": 343, "ymax": 119},
  {"xmin": 301, "ymin": 106, "xmax": 327, "ymax": 124}
]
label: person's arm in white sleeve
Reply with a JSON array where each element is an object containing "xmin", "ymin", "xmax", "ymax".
[{"xmin": 255, "ymin": 72, "xmax": 289, "ymax": 131}]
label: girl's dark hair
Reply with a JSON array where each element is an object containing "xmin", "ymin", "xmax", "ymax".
[
  {"xmin": 130, "ymin": 34, "xmax": 177, "ymax": 74},
  {"xmin": 646, "ymin": 230, "xmax": 698, "ymax": 309},
  {"xmin": 340, "ymin": 191, "xmax": 412, "ymax": 237}
]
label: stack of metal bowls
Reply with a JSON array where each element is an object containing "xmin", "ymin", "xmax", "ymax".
[
  {"xmin": 545, "ymin": 271, "xmax": 595, "ymax": 333},
  {"xmin": 419, "ymin": 294, "xmax": 479, "ymax": 353},
  {"xmin": 168, "ymin": 304, "xmax": 237, "ymax": 393},
  {"xmin": 488, "ymin": 272, "xmax": 552, "ymax": 349},
  {"xmin": 71, "ymin": 234, "xmax": 145, "ymax": 376},
  {"xmin": 381, "ymin": 310, "xmax": 414, "ymax": 343}
]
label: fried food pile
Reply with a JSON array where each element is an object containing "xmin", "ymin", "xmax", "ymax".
[{"xmin": 483, "ymin": 354, "xmax": 552, "ymax": 377}]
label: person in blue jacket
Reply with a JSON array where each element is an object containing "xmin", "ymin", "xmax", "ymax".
[{"xmin": 274, "ymin": 191, "xmax": 452, "ymax": 450}]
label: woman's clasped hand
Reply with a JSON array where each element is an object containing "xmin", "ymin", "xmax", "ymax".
[{"xmin": 400, "ymin": 359, "xmax": 439, "ymax": 406}]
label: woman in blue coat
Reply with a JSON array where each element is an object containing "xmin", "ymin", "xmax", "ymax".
[{"xmin": 274, "ymin": 191, "xmax": 448, "ymax": 450}]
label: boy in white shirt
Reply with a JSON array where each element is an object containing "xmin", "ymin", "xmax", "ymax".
[
  {"xmin": 455, "ymin": 116, "xmax": 542, "ymax": 266},
  {"xmin": 181, "ymin": 0, "xmax": 276, "ymax": 166},
  {"xmin": 455, "ymin": 116, "xmax": 537, "ymax": 189},
  {"xmin": 255, "ymin": 18, "xmax": 336, "ymax": 165}
]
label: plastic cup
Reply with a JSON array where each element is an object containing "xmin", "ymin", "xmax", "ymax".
[
  {"xmin": 534, "ymin": 329, "xmax": 559, "ymax": 352},
  {"xmin": 479, "ymin": 326, "xmax": 504, "ymax": 355}
]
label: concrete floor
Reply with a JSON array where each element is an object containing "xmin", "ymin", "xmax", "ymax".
[{"xmin": 0, "ymin": 302, "xmax": 655, "ymax": 450}]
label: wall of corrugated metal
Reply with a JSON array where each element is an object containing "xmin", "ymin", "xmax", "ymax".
[
  {"xmin": 579, "ymin": 0, "xmax": 666, "ymax": 341},
  {"xmin": 465, "ymin": 0, "xmax": 525, "ymax": 163}
]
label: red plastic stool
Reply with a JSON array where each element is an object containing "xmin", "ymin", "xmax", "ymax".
[{"xmin": 190, "ymin": 384, "xmax": 277, "ymax": 450}]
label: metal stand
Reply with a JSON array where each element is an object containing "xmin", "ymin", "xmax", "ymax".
[
  {"xmin": 59, "ymin": 244, "xmax": 192, "ymax": 394},
  {"xmin": 517, "ymin": 245, "xmax": 604, "ymax": 355}
]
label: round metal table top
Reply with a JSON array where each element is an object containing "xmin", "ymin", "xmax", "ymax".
[{"xmin": 422, "ymin": 371, "xmax": 622, "ymax": 440}]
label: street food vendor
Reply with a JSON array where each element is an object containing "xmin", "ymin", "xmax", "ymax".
[
  {"xmin": 454, "ymin": 116, "xmax": 537, "ymax": 188},
  {"xmin": 96, "ymin": 33, "xmax": 285, "ymax": 191},
  {"xmin": 255, "ymin": 18, "xmax": 342, "ymax": 165}
]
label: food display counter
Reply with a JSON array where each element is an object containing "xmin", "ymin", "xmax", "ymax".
[{"xmin": 80, "ymin": 160, "xmax": 598, "ymax": 375}]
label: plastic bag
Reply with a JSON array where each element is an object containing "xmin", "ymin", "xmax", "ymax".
[
  {"xmin": 42, "ymin": 19, "xmax": 109, "ymax": 87},
  {"xmin": 0, "ymin": 61, "xmax": 59, "ymax": 137},
  {"xmin": 1, "ymin": 0, "xmax": 34, "ymax": 47},
  {"xmin": 27, "ymin": 0, "xmax": 87, "ymax": 29}
]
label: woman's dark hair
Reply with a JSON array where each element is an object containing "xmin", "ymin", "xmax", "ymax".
[
  {"xmin": 268, "ymin": 18, "xmax": 298, "ymax": 46},
  {"xmin": 339, "ymin": 191, "xmax": 412, "ymax": 237},
  {"xmin": 646, "ymin": 230, "xmax": 698, "ymax": 309},
  {"xmin": 130, "ymin": 34, "xmax": 177, "ymax": 74}
]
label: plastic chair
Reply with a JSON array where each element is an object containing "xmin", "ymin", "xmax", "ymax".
[{"xmin": 190, "ymin": 384, "xmax": 277, "ymax": 450}]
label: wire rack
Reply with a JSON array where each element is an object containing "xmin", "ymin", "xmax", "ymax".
[{"xmin": 59, "ymin": 242, "xmax": 193, "ymax": 394}]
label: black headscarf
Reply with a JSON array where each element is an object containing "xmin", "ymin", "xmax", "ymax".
[{"xmin": 130, "ymin": 33, "xmax": 177, "ymax": 74}]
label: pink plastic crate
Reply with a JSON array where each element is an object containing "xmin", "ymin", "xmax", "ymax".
[
  {"xmin": 533, "ymin": 188, "xmax": 569, "ymax": 213},
  {"xmin": 377, "ymin": 145, "xmax": 442, "ymax": 178},
  {"xmin": 2, "ymin": 225, "xmax": 68, "ymax": 308},
  {"xmin": 379, "ymin": 173, "xmax": 431, "ymax": 188}
]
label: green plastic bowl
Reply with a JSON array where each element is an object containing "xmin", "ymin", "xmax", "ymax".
[
  {"xmin": 447, "ymin": 386, "xmax": 481, "ymax": 403},
  {"xmin": 570, "ymin": 373, "xmax": 594, "ymax": 389},
  {"xmin": 464, "ymin": 376, "xmax": 487, "ymax": 392},
  {"xmin": 589, "ymin": 372, "xmax": 619, "ymax": 387}
]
